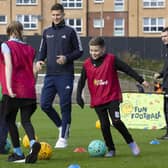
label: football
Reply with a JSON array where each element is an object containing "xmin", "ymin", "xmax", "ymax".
[
  {"xmin": 38, "ymin": 142, "xmax": 52, "ymax": 160},
  {"xmin": 88, "ymin": 139, "xmax": 107, "ymax": 157}
]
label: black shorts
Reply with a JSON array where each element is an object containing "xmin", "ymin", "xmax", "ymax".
[{"xmin": 2, "ymin": 95, "xmax": 36, "ymax": 116}]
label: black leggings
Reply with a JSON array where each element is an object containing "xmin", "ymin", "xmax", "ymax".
[
  {"xmin": 163, "ymin": 88, "xmax": 168, "ymax": 133},
  {"xmin": 95, "ymin": 101, "xmax": 133, "ymax": 151},
  {"xmin": 0, "ymin": 101, "xmax": 8, "ymax": 152},
  {"xmin": 3, "ymin": 95, "xmax": 36, "ymax": 148},
  {"xmin": 164, "ymin": 96, "xmax": 168, "ymax": 132}
]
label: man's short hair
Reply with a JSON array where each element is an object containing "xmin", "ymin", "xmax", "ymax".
[
  {"xmin": 162, "ymin": 27, "xmax": 168, "ymax": 32},
  {"xmin": 51, "ymin": 3, "xmax": 64, "ymax": 12}
]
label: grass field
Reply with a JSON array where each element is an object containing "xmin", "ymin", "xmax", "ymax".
[{"xmin": 0, "ymin": 104, "xmax": 168, "ymax": 168}]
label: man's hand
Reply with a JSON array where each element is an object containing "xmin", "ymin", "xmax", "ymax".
[
  {"xmin": 36, "ymin": 61, "xmax": 45, "ymax": 72},
  {"xmin": 76, "ymin": 96, "xmax": 84, "ymax": 109},
  {"xmin": 56, "ymin": 55, "xmax": 66, "ymax": 65}
]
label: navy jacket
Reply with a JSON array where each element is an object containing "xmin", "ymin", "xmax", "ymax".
[
  {"xmin": 159, "ymin": 45, "xmax": 168, "ymax": 90},
  {"xmin": 37, "ymin": 20, "xmax": 83, "ymax": 75}
]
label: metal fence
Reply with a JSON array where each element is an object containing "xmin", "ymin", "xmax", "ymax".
[
  {"xmin": 0, "ymin": 35, "xmax": 161, "ymax": 103},
  {"xmin": 0, "ymin": 35, "xmax": 165, "ymax": 60}
]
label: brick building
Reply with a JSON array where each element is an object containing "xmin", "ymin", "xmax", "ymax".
[{"xmin": 0, "ymin": 0, "xmax": 167, "ymax": 37}]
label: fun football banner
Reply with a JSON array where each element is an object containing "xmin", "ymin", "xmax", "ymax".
[{"xmin": 120, "ymin": 93, "xmax": 166, "ymax": 129}]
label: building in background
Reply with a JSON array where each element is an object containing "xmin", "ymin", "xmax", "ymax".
[{"xmin": 0, "ymin": 0, "xmax": 167, "ymax": 37}]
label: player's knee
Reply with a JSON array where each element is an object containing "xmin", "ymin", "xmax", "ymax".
[
  {"xmin": 101, "ymin": 122, "xmax": 110, "ymax": 130},
  {"xmin": 112, "ymin": 119, "xmax": 122, "ymax": 128},
  {"xmin": 40, "ymin": 102, "xmax": 51, "ymax": 113}
]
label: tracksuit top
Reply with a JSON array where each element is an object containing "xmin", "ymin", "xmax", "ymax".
[
  {"xmin": 84, "ymin": 54, "xmax": 122, "ymax": 107},
  {"xmin": 37, "ymin": 20, "xmax": 83, "ymax": 75},
  {"xmin": 159, "ymin": 45, "xmax": 168, "ymax": 90},
  {"xmin": 0, "ymin": 41, "xmax": 36, "ymax": 99}
]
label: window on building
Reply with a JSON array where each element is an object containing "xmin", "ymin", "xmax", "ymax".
[
  {"xmin": 94, "ymin": 0, "xmax": 104, "ymax": 3},
  {"xmin": 114, "ymin": 18, "xmax": 125, "ymax": 36},
  {"xmin": 16, "ymin": 0, "xmax": 37, "ymax": 5},
  {"xmin": 143, "ymin": 17, "xmax": 165, "ymax": 33},
  {"xmin": 60, "ymin": 0, "xmax": 82, "ymax": 8},
  {"xmin": 143, "ymin": 0, "xmax": 165, "ymax": 8},
  {"xmin": 16, "ymin": 15, "xmax": 38, "ymax": 30},
  {"xmin": 0, "ymin": 15, "xmax": 7, "ymax": 24},
  {"xmin": 65, "ymin": 18, "xmax": 82, "ymax": 33},
  {"xmin": 114, "ymin": 0, "xmax": 124, "ymax": 11},
  {"xmin": 93, "ymin": 19, "xmax": 104, "ymax": 28}
]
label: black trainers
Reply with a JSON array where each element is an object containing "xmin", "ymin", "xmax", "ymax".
[
  {"xmin": 8, "ymin": 153, "xmax": 25, "ymax": 163},
  {"xmin": 25, "ymin": 142, "xmax": 41, "ymax": 164}
]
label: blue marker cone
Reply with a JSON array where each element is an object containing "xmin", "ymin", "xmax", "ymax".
[
  {"xmin": 68, "ymin": 164, "xmax": 81, "ymax": 168},
  {"xmin": 150, "ymin": 139, "xmax": 160, "ymax": 145}
]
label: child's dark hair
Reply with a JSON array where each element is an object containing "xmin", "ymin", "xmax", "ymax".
[
  {"xmin": 89, "ymin": 37, "xmax": 105, "ymax": 47},
  {"xmin": 51, "ymin": 3, "xmax": 64, "ymax": 12}
]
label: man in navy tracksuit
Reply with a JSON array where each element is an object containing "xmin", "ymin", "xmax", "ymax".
[
  {"xmin": 154, "ymin": 27, "xmax": 168, "ymax": 139},
  {"xmin": 36, "ymin": 3, "xmax": 83, "ymax": 148}
]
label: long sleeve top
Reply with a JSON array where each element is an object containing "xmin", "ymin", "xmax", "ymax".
[{"xmin": 37, "ymin": 20, "xmax": 83, "ymax": 75}]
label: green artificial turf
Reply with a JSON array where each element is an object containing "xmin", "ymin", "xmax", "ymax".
[{"xmin": 0, "ymin": 105, "xmax": 168, "ymax": 168}]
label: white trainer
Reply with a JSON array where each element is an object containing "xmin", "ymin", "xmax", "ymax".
[{"xmin": 55, "ymin": 138, "xmax": 68, "ymax": 148}]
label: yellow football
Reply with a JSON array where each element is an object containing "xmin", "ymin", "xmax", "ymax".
[{"xmin": 38, "ymin": 142, "xmax": 52, "ymax": 160}]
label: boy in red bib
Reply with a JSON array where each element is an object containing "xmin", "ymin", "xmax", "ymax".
[{"xmin": 77, "ymin": 37, "xmax": 149, "ymax": 157}]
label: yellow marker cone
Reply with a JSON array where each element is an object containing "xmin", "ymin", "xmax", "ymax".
[{"xmin": 96, "ymin": 120, "xmax": 101, "ymax": 129}]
